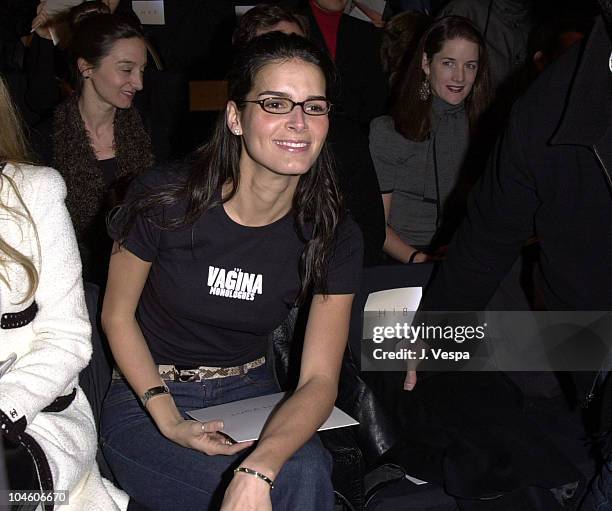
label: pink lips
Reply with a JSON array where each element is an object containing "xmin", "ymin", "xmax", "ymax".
[
  {"xmin": 446, "ymin": 85, "xmax": 464, "ymax": 94},
  {"xmin": 273, "ymin": 140, "xmax": 310, "ymax": 153}
]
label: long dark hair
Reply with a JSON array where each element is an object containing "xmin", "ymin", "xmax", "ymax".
[
  {"xmin": 114, "ymin": 32, "xmax": 341, "ymax": 303},
  {"xmin": 67, "ymin": 12, "xmax": 144, "ymax": 92},
  {"xmin": 392, "ymin": 15, "xmax": 491, "ymax": 142}
]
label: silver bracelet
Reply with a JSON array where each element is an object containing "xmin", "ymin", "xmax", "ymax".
[{"xmin": 233, "ymin": 466, "xmax": 275, "ymax": 489}]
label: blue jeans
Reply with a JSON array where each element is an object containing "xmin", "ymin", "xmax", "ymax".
[
  {"xmin": 582, "ymin": 458, "xmax": 612, "ymax": 511},
  {"xmin": 100, "ymin": 365, "xmax": 334, "ymax": 511}
]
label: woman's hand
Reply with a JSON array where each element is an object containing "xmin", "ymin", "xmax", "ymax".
[
  {"xmin": 31, "ymin": 1, "xmax": 52, "ymax": 40},
  {"xmin": 412, "ymin": 251, "xmax": 430, "ymax": 263},
  {"xmin": 162, "ymin": 418, "xmax": 254, "ymax": 456},
  {"xmin": 220, "ymin": 470, "xmax": 273, "ymax": 511}
]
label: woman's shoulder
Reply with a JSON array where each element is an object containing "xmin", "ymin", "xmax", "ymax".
[
  {"xmin": 2, "ymin": 163, "xmax": 66, "ymax": 200},
  {"xmin": 369, "ymin": 115, "xmax": 422, "ymax": 160},
  {"xmin": 370, "ymin": 115, "xmax": 396, "ymax": 137},
  {"xmin": 335, "ymin": 215, "xmax": 364, "ymax": 253},
  {"xmin": 370, "ymin": 115, "xmax": 416, "ymax": 145}
]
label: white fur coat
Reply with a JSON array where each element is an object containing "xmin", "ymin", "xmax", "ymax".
[{"xmin": 0, "ymin": 163, "xmax": 128, "ymax": 511}]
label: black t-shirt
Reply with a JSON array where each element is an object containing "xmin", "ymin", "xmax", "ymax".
[{"xmin": 109, "ymin": 168, "xmax": 363, "ymax": 367}]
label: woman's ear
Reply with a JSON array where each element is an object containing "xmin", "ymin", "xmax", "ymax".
[
  {"xmin": 77, "ymin": 57, "xmax": 93, "ymax": 79},
  {"xmin": 421, "ymin": 52, "xmax": 430, "ymax": 77},
  {"xmin": 226, "ymin": 101, "xmax": 243, "ymax": 136}
]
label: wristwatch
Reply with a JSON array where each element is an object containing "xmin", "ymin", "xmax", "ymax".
[{"xmin": 141, "ymin": 383, "xmax": 170, "ymax": 408}]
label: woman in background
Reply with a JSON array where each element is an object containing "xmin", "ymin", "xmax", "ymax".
[
  {"xmin": 35, "ymin": 9, "xmax": 153, "ymax": 284},
  {"xmin": 0, "ymin": 75, "xmax": 128, "ymax": 510},
  {"xmin": 370, "ymin": 15, "xmax": 491, "ymax": 263}
]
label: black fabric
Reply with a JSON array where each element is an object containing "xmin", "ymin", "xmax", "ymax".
[
  {"xmin": 352, "ymin": 264, "xmax": 584, "ymax": 506},
  {"xmin": 1, "ymin": 301, "xmax": 37, "ymax": 330},
  {"xmin": 4, "ymin": 437, "xmax": 39, "ymax": 511},
  {"xmin": 40, "ymin": 388, "xmax": 76, "ymax": 413},
  {"xmin": 420, "ymin": 19, "xmax": 612, "ymax": 312},
  {"xmin": 1, "ymin": 431, "xmax": 54, "ymax": 511},
  {"xmin": 367, "ymin": 477, "xmax": 458, "ymax": 511},
  {"xmin": 23, "ymin": 35, "xmax": 63, "ymax": 120},
  {"xmin": 418, "ymin": 16, "xmax": 612, "ymax": 452},
  {"xmin": 98, "ymin": 158, "xmax": 119, "ymax": 188},
  {"xmin": 0, "ymin": 411, "xmax": 27, "ymax": 442},
  {"xmin": 372, "ymin": 371, "xmax": 583, "ymax": 508},
  {"xmin": 283, "ymin": 0, "xmax": 388, "ymax": 131},
  {"xmin": 109, "ymin": 167, "xmax": 363, "ymax": 367},
  {"xmin": 302, "ymin": 4, "xmax": 388, "ymax": 131},
  {"xmin": 328, "ymin": 114, "xmax": 385, "ymax": 267}
]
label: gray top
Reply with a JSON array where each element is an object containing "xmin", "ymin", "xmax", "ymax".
[{"xmin": 369, "ymin": 97, "xmax": 469, "ymax": 247}]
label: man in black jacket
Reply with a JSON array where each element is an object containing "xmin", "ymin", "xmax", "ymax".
[
  {"xmin": 419, "ymin": 16, "xmax": 612, "ymax": 313},
  {"xmin": 411, "ymin": 4, "xmax": 612, "ymax": 508},
  {"xmin": 284, "ymin": 0, "xmax": 388, "ymax": 129}
]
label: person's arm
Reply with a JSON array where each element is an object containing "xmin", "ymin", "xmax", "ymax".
[
  {"xmin": 221, "ymin": 293, "xmax": 355, "ymax": 511},
  {"xmin": 0, "ymin": 168, "xmax": 90, "ymax": 435},
  {"xmin": 381, "ymin": 193, "xmax": 428, "ymax": 263},
  {"xmin": 404, "ymin": 101, "xmax": 539, "ymax": 389},
  {"xmin": 369, "ymin": 118, "xmax": 428, "ymax": 263},
  {"xmin": 102, "ymin": 245, "xmax": 253, "ymax": 454}
]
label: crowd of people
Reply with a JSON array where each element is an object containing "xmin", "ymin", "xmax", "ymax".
[{"xmin": 0, "ymin": 0, "xmax": 610, "ymax": 510}]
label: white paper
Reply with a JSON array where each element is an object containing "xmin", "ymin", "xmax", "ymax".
[
  {"xmin": 347, "ymin": 7, "xmax": 371, "ymax": 23},
  {"xmin": 235, "ymin": 6, "xmax": 255, "ymax": 18},
  {"xmin": 46, "ymin": 0, "xmax": 82, "ymax": 17},
  {"xmin": 364, "ymin": 287, "xmax": 423, "ymax": 313},
  {"xmin": 347, "ymin": 0, "xmax": 386, "ymax": 23},
  {"xmin": 132, "ymin": 0, "xmax": 165, "ymax": 25},
  {"xmin": 187, "ymin": 392, "xmax": 359, "ymax": 443},
  {"xmin": 355, "ymin": 0, "xmax": 386, "ymax": 14},
  {"xmin": 405, "ymin": 474, "xmax": 428, "ymax": 485}
]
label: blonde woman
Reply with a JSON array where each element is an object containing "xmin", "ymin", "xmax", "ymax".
[{"xmin": 0, "ymin": 77, "xmax": 128, "ymax": 510}]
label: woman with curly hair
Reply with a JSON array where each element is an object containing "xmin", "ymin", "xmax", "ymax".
[
  {"xmin": 36, "ymin": 9, "xmax": 153, "ymax": 284},
  {"xmin": 101, "ymin": 32, "xmax": 362, "ymax": 511},
  {"xmin": 0, "ymin": 75, "xmax": 129, "ymax": 510}
]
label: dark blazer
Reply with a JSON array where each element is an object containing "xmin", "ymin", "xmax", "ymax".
[
  {"xmin": 306, "ymin": 7, "xmax": 388, "ymax": 129},
  {"xmin": 284, "ymin": 0, "xmax": 388, "ymax": 128},
  {"xmin": 421, "ymin": 16, "xmax": 612, "ymax": 311}
]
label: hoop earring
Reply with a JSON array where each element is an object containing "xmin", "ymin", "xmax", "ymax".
[{"xmin": 418, "ymin": 79, "xmax": 431, "ymax": 101}]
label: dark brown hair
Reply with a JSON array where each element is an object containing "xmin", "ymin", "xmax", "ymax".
[
  {"xmin": 381, "ymin": 10, "xmax": 432, "ymax": 88},
  {"xmin": 114, "ymin": 33, "xmax": 341, "ymax": 303},
  {"xmin": 391, "ymin": 15, "xmax": 491, "ymax": 142},
  {"xmin": 233, "ymin": 4, "xmax": 309, "ymax": 47},
  {"xmin": 67, "ymin": 12, "xmax": 144, "ymax": 92}
]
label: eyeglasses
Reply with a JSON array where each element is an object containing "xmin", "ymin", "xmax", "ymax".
[{"xmin": 242, "ymin": 97, "xmax": 332, "ymax": 116}]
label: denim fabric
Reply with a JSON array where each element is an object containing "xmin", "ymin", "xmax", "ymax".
[
  {"xmin": 100, "ymin": 365, "xmax": 334, "ymax": 510},
  {"xmin": 582, "ymin": 458, "xmax": 612, "ymax": 511}
]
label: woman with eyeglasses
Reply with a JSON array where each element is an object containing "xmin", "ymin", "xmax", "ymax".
[{"xmin": 100, "ymin": 33, "xmax": 362, "ymax": 511}]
